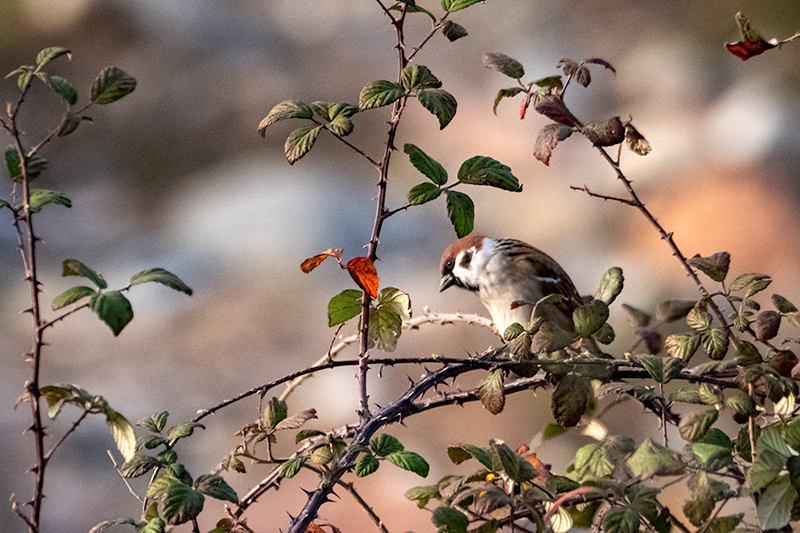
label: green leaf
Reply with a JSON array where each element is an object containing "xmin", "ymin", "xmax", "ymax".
[
  {"xmin": 543, "ymin": 423, "xmax": 568, "ymax": 440},
  {"xmin": 158, "ymin": 449, "xmax": 178, "ymax": 465},
  {"xmin": 627, "ymin": 439, "xmax": 685, "ymax": 478},
  {"xmin": 687, "ymin": 301, "xmax": 712, "ymax": 332},
  {"xmin": 356, "ymin": 452, "xmax": 380, "ymax": 477},
  {"xmin": 457, "ymin": 155, "xmax": 521, "ymax": 191},
  {"xmin": 265, "ymin": 397, "xmax": 288, "ymax": 429},
  {"xmin": 29, "ymin": 189, "xmax": 71, "ymax": 210},
  {"xmin": 4, "ymin": 148, "xmax": 49, "ymax": 182},
  {"xmin": 401, "ymin": 64, "xmax": 442, "ymax": 91},
  {"xmin": 447, "ymin": 444, "xmax": 493, "ymax": 469},
  {"xmin": 138, "ymin": 411, "xmax": 169, "ymax": 433},
  {"xmin": 91, "ymin": 67, "xmax": 136, "ymax": 104},
  {"xmin": 137, "ymin": 434, "xmax": 166, "ymax": 450},
  {"xmin": 88, "ymin": 519, "xmax": 137, "ymax": 533},
  {"xmin": 679, "ymin": 409, "xmax": 719, "ymax": 442},
  {"xmin": 703, "ymin": 328, "xmax": 729, "ymax": 360},
  {"xmin": 729, "ymin": 272, "xmax": 770, "ymax": 292},
  {"xmin": 295, "ymin": 429, "xmax": 325, "ymax": 443},
  {"xmin": 368, "ymin": 304, "xmax": 403, "ymax": 351},
  {"xmin": 52, "ymin": 285, "xmax": 95, "ymax": 310},
  {"xmin": 277, "ymin": 456, "xmax": 306, "ymax": 478},
  {"xmin": 405, "ymin": 485, "xmax": 438, "ymax": 508},
  {"xmin": 482, "ymin": 52, "xmax": 524, "ymax": 79},
  {"xmin": 691, "ymin": 428, "xmax": 733, "ymax": 471},
  {"xmin": 120, "ymin": 454, "xmax": 160, "ymax": 478},
  {"xmin": 432, "ymin": 506, "xmax": 468, "ymax": 533},
  {"xmin": 90, "ymin": 291, "xmax": 133, "ymax": 336},
  {"xmin": 551, "ymin": 374, "xmax": 591, "ymax": 427},
  {"xmin": 688, "ymin": 252, "xmax": 730, "ymax": 282},
  {"xmin": 572, "ymin": 299, "xmax": 609, "ymax": 338},
  {"xmin": 377, "ymin": 287, "xmax": 412, "ymax": 319},
  {"xmin": 129, "ymin": 268, "xmax": 193, "ymax": 295},
  {"xmin": 476, "ymin": 370, "xmax": 505, "ymax": 415},
  {"xmin": 441, "ymin": 21, "xmax": 468, "ymax": 41},
  {"xmin": 387, "ymin": 450, "xmax": 429, "ymax": 477},
  {"xmin": 358, "ymin": 80, "xmax": 404, "ymax": 110},
  {"xmin": 327, "ymin": 289, "xmax": 362, "ymax": 327},
  {"xmin": 36, "ymin": 46, "xmax": 71, "ymax": 67},
  {"xmin": 106, "ymin": 408, "xmax": 136, "ymax": 462},
  {"xmin": 62, "ymin": 258, "xmax": 107, "ymax": 289},
  {"xmin": 772, "ymin": 294, "xmax": 798, "ymax": 313},
  {"xmin": 43, "ymin": 75, "xmax": 78, "ymax": 105},
  {"xmin": 594, "ymin": 267, "xmax": 624, "ymax": 305},
  {"xmin": 602, "ymin": 506, "xmax": 640, "ymax": 533},
  {"xmin": 284, "ymin": 124, "xmax": 322, "ymax": 165},
  {"xmin": 371, "ymin": 434, "xmax": 404, "ymax": 456},
  {"xmin": 442, "ymin": 0, "xmax": 485, "ymax": 12},
  {"xmin": 726, "ymin": 391, "xmax": 757, "ymax": 416},
  {"xmin": 407, "ymin": 182, "xmax": 441, "ymax": 205},
  {"xmin": 257, "ymin": 100, "xmax": 313, "ymax": 135},
  {"xmin": 404, "ymin": 143, "xmax": 447, "ymax": 185},
  {"xmin": 417, "ymin": 88, "xmax": 457, "ymax": 129},
  {"xmin": 311, "ymin": 102, "xmax": 358, "ymax": 136},
  {"xmin": 166, "ymin": 422, "xmax": 201, "ymax": 440},
  {"xmin": 157, "ymin": 480, "xmax": 204, "ymax": 525},
  {"xmin": 492, "ymin": 87, "xmax": 524, "ymax": 115},
  {"xmin": 194, "ymin": 474, "xmax": 238, "ymax": 503},
  {"xmin": 664, "ymin": 333, "xmax": 701, "ymax": 362},
  {"xmin": 445, "ymin": 190, "xmax": 474, "ymax": 238},
  {"xmin": 758, "ymin": 475, "xmax": 794, "ymax": 530},
  {"xmin": 571, "ymin": 443, "xmax": 612, "ymax": 482},
  {"xmin": 139, "ymin": 517, "xmax": 166, "ymax": 533},
  {"xmin": 57, "ymin": 111, "xmax": 82, "ymax": 137}
]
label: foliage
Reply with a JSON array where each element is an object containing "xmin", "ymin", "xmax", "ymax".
[{"xmin": 4, "ymin": 4, "xmax": 800, "ymax": 533}]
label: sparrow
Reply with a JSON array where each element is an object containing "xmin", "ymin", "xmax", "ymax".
[{"xmin": 440, "ymin": 234, "xmax": 582, "ymax": 338}]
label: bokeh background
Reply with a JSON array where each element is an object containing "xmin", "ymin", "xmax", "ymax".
[{"xmin": 2, "ymin": 0, "xmax": 800, "ymax": 531}]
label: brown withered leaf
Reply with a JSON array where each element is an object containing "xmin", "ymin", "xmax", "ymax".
[
  {"xmin": 533, "ymin": 123, "xmax": 573, "ymax": 166},
  {"xmin": 300, "ymin": 248, "xmax": 343, "ymax": 273},
  {"xmin": 533, "ymin": 92, "xmax": 580, "ymax": 127},
  {"xmin": 346, "ymin": 256, "xmax": 379, "ymax": 298},
  {"xmin": 625, "ymin": 123, "xmax": 652, "ymax": 156},
  {"xmin": 725, "ymin": 12, "xmax": 778, "ymax": 60},
  {"xmin": 753, "ymin": 310, "xmax": 781, "ymax": 342},
  {"xmin": 582, "ymin": 117, "xmax": 625, "ymax": 147}
]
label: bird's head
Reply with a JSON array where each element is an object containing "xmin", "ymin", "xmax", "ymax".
[{"xmin": 439, "ymin": 234, "xmax": 495, "ymax": 293}]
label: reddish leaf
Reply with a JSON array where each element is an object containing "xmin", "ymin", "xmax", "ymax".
[
  {"xmin": 725, "ymin": 12, "xmax": 778, "ymax": 61},
  {"xmin": 533, "ymin": 93, "xmax": 579, "ymax": 127},
  {"xmin": 533, "ymin": 123, "xmax": 573, "ymax": 165},
  {"xmin": 300, "ymin": 248, "xmax": 342, "ymax": 273},
  {"xmin": 346, "ymin": 257, "xmax": 379, "ymax": 298}
]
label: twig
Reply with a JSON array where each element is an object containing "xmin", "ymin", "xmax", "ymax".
[
  {"xmin": 106, "ymin": 450, "xmax": 143, "ymax": 502},
  {"xmin": 44, "ymin": 409, "xmax": 90, "ymax": 462},
  {"xmin": 569, "ymin": 185, "xmax": 635, "ymax": 205},
  {"xmin": 337, "ymin": 480, "xmax": 391, "ymax": 533}
]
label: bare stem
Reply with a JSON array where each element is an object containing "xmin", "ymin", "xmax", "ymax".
[{"xmin": 338, "ymin": 480, "xmax": 391, "ymax": 533}]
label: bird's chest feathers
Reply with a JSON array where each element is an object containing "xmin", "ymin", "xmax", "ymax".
[{"xmin": 477, "ymin": 259, "xmax": 542, "ymax": 332}]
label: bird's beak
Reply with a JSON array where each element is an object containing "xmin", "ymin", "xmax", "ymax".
[{"xmin": 440, "ymin": 273, "xmax": 457, "ymax": 292}]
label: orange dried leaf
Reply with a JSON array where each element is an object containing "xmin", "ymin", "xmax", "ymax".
[
  {"xmin": 346, "ymin": 256, "xmax": 379, "ymax": 298},
  {"xmin": 305, "ymin": 522, "xmax": 326, "ymax": 533},
  {"xmin": 300, "ymin": 248, "xmax": 342, "ymax": 273},
  {"xmin": 725, "ymin": 39, "xmax": 776, "ymax": 60}
]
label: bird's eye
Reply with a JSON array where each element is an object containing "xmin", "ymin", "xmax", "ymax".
[
  {"xmin": 445, "ymin": 258, "xmax": 454, "ymax": 270},
  {"xmin": 459, "ymin": 251, "xmax": 472, "ymax": 268}
]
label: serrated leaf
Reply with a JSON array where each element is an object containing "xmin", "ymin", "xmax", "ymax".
[
  {"xmin": 327, "ymin": 289, "xmax": 362, "ymax": 327},
  {"xmin": 664, "ymin": 333, "xmax": 701, "ymax": 362},
  {"xmin": 432, "ymin": 506, "xmax": 468, "ymax": 533},
  {"xmin": 442, "ymin": 0, "xmax": 485, "ymax": 12},
  {"xmin": 43, "ymin": 74, "xmax": 78, "ymax": 105},
  {"xmin": 356, "ymin": 452, "xmax": 380, "ymax": 477},
  {"xmin": 359, "ymin": 80, "xmax": 404, "ymax": 110},
  {"xmin": 62, "ymin": 258, "xmax": 107, "ymax": 289},
  {"xmin": 90, "ymin": 291, "xmax": 133, "ymax": 336},
  {"xmin": 5, "ymin": 148, "xmax": 49, "ymax": 182},
  {"xmin": 194, "ymin": 474, "xmax": 238, "ymax": 503},
  {"xmin": 387, "ymin": 450, "xmax": 429, "ymax": 477},
  {"xmin": 594, "ymin": 267, "xmax": 624, "ymax": 305},
  {"xmin": 401, "ymin": 64, "xmax": 441, "ymax": 91},
  {"xmin": 106, "ymin": 408, "xmax": 136, "ymax": 461},
  {"xmin": 138, "ymin": 411, "xmax": 169, "ymax": 433},
  {"xmin": 265, "ymin": 397, "xmax": 288, "ymax": 428},
  {"xmin": 688, "ymin": 252, "xmax": 730, "ymax": 283},
  {"xmin": 52, "ymin": 285, "xmax": 95, "ymax": 310},
  {"xmin": 29, "ymin": 189, "xmax": 71, "ymax": 210},
  {"xmin": 551, "ymin": 374, "xmax": 591, "ymax": 427},
  {"xmin": 91, "ymin": 67, "xmax": 136, "ymax": 104},
  {"xmin": 257, "ymin": 100, "xmax": 313, "ymax": 135},
  {"xmin": 447, "ymin": 444, "xmax": 493, "ymax": 469},
  {"xmin": 772, "ymin": 293, "xmax": 798, "ymax": 313},
  {"xmin": 275, "ymin": 408, "xmax": 317, "ymax": 431},
  {"xmin": 158, "ymin": 480, "xmax": 204, "ymax": 525},
  {"xmin": 602, "ymin": 506, "xmax": 640, "ymax": 533},
  {"xmin": 533, "ymin": 123, "xmax": 573, "ymax": 166},
  {"xmin": 758, "ymin": 475, "xmax": 793, "ymax": 530},
  {"xmin": 572, "ymin": 443, "xmax": 613, "ymax": 482},
  {"xmin": 482, "ymin": 52, "xmax": 524, "ymax": 79},
  {"xmin": 137, "ymin": 434, "xmax": 166, "ymax": 450},
  {"xmin": 120, "ymin": 454, "xmax": 160, "ymax": 478},
  {"xmin": 377, "ymin": 287, "xmax": 411, "ymax": 319},
  {"xmin": 417, "ymin": 88, "xmax": 457, "ymax": 129},
  {"xmin": 445, "ymin": 190, "xmax": 474, "ymax": 238},
  {"xmin": 476, "ymin": 370, "xmax": 505, "ymax": 414},
  {"xmin": 703, "ymin": 328, "xmax": 729, "ymax": 360},
  {"xmin": 627, "ymin": 439, "xmax": 685, "ymax": 478},
  {"xmin": 295, "ymin": 429, "xmax": 325, "ymax": 443},
  {"xmin": 691, "ymin": 428, "xmax": 733, "ymax": 471},
  {"xmin": 371, "ymin": 434, "xmax": 404, "ymax": 456},
  {"xmin": 582, "ymin": 117, "xmax": 625, "ymax": 147},
  {"xmin": 166, "ymin": 422, "xmax": 201, "ymax": 440},
  {"xmin": 284, "ymin": 124, "xmax": 322, "ymax": 165},
  {"xmin": 687, "ymin": 300, "xmax": 712, "ymax": 332},
  {"xmin": 407, "ymin": 182, "xmax": 441, "ymax": 205},
  {"xmin": 36, "ymin": 46, "xmax": 71, "ymax": 67},
  {"xmin": 572, "ymin": 299, "xmax": 608, "ymax": 338},
  {"xmin": 404, "ymin": 143, "xmax": 447, "ymax": 185},
  {"xmin": 368, "ymin": 304, "xmax": 402, "ymax": 351},
  {"xmin": 490, "ymin": 441, "xmax": 520, "ymax": 480},
  {"xmin": 637, "ymin": 354, "xmax": 664, "ymax": 383},
  {"xmin": 726, "ymin": 391, "xmax": 757, "ymax": 416},
  {"xmin": 729, "ymin": 272, "xmax": 770, "ymax": 292},
  {"xmin": 457, "ymin": 155, "xmax": 521, "ymax": 191},
  {"xmin": 130, "ymin": 268, "xmax": 193, "ymax": 295},
  {"xmin": 679, "ymin": 409, "xmax": 719, "ymax": 442},
  {"xmin": 278, "ymin": 456, "xmax": 306, "ymax": 478},
  {"xmin": 441, "ymin": 20, "xmax": 468, "ymax": 41}
]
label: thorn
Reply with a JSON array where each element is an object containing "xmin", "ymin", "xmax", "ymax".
[
  {"xmin": 300, "ymin": 487, "xmax": 313, "ymax": 496},
  {"xmin": 20, "ymin": 307, "xmax": 33, "ymax": 314},
  {"xmin": 286, "ymin": 512, "xmax": 295, "ymax": 521}
]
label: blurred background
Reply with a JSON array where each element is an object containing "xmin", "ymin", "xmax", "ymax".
[{"xmin": 1, "ymin": 0, "xmax": 800, "ymax": 531}]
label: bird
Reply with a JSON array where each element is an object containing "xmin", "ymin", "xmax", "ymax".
[{"xmin": 439, "ymin": 234, "xmax": 583, "ymax": 340}]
